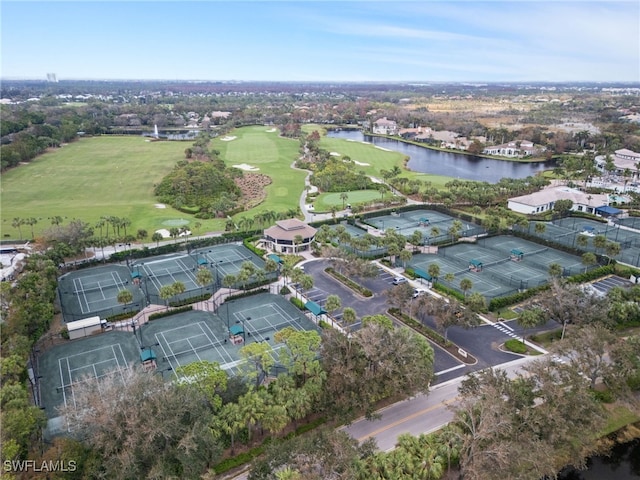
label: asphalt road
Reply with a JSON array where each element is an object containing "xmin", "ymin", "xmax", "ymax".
[{"xmin": 342, "ymin": 355, "xmax": 540, "ymax": 451}]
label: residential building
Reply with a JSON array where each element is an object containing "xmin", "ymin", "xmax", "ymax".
[
  {"xmin": 372, "ymin": 117, "xmax": 398, "ymax": 135},
  {"xmin": 483, "ymin": 141, "xmax": 541, "ymax": 158}
]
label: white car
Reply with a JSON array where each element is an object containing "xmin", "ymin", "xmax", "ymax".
[
  {"xmin": 392, "ymin": 277, "xmax": 407, "ymax": 285},
  {"xmin": 412, "ymin": 289, "xmax": 426, "ymax": 298}
]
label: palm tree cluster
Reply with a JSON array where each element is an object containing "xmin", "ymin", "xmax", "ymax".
[{"xmin": 230, "ymin": 208, "xmax": 301, "ymax": 233}]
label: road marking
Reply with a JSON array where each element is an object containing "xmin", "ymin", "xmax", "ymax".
[
  {"xmin": 435, "ymin": 364, "xmax": 466, "ymax": 376},
  {"xmin": 356, "ymin": 397, "xmax": 458, "ymax": 442}
]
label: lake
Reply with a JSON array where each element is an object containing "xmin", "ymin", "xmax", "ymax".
[{"xmin": 327, "ymin": 130, "xmax": 555, "ymax": 183}]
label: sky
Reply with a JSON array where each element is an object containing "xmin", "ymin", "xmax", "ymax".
[{"xmin": 1, "ymin": 1, "xmax": 639, "ymax": 83}]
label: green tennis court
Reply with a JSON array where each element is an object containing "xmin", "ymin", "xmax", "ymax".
[
  {"xmin": 37, "ymin": 331, "xmax": 140, "ymax": 420},
  {"xmin": 410, "ymin": 235, "xmax": 587, "ymax": 299},
  {"xmin": 58, "ymin": 265, "xmax": 145, "ymax": 322},
  {"xmin": 523, "ymin": 218, "xmax": 640, "ymax": 268},
  {"xmin": 132, "ymin": 244, "xmax": 270, "ymax": 305},
  {"xmin": 141, "ymin": 293, "xmax": 320, "ymax": 377},
  {"xmin": 367, "ymin": 209, "xmax": 485, "ymax": 243}
]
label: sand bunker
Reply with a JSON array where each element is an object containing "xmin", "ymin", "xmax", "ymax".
[
  {"xmin": 353, "ymin": 160, "xmax": 370, "ymax": 166},
  {"xmin": 265, "ymin": 128, "xmax": 277, "ymax": 133},
  {"xmin": 375, "ymin": 146, "xmax": 391, "ymax": 152},
  {"xmin": 330, "ymin": 152, "xmax": 341, "ymax": 156},
  {"xmin": 220, "ymin": 136, "xmax": 237, "ymax": 141},
  {"xmin": 232, "ymin": 163, "xmax": 260, "ymax": 171},
  {"xmin": 154, "ymin": 203, "xmax": 167, "ymax": 209}
]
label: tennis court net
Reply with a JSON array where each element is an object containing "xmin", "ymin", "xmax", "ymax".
[
  {"xmin": 526, "ymin": 247, "xmax": 549, "ymax": 257},
  {"xmin": 71, "ymin": 284, "xmax": 121, "ymax": 295},
  {"xmin": 164, "ymin": 341, "xmax": 223, "ymax": 360},
  {"xmin": 482, "ymin": 257, "xmax": 511, "ymax": 268},
  {"xmin": 250, "ymin": 320, "xmax": 298, "ymax": 336}
]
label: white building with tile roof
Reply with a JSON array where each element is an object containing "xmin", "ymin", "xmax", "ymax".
[{"xmin": 507, "ymin": 186, "xmax": 609, "ymax": 215}]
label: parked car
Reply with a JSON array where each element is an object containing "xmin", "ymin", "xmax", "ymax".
[
  {"xmin": 392, "ymin": 276, "xmax": 407, "ymax": 285},
  {"xmin": 412, "ymin": 288, "xmax": 426, "ymax": 298}
]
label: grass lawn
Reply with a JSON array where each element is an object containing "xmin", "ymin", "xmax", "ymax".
[
  {"xmin": 312, "ymin": 189, "xmax": 382, "ymax": 212},
  {"xmin": 600, "ymin": 404, "xmax": 640, "ymax": 437},
  {"xmin": 211, "ymin": 126, "xmax": 306, "ymax": 221},
  {"xmin": 0, "ymin": 136, "xmax": 203, "ymax": 239},
  {"xmin": 1, "ymin": 127, "xmax": 308, "ymax": 241}
]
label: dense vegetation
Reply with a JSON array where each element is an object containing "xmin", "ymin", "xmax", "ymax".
[{"xmin": 154, "ymin": 160, "xmax": 241, "ymax": 216}]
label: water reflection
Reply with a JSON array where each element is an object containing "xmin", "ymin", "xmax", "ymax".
[
  {"xmin": 555, "ymin": 438, "xmax": 640, "ymax": 479},
  {"xmin": 327, "ymin": 130, "xmax": 555, "ymax": 183}
]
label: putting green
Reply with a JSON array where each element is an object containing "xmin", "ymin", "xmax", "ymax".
[{"xmin": 162, "ymin": 219, "xmax": 191, "ymax": 227}]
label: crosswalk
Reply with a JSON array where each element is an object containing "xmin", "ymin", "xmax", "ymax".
[
  {"xmin": 489, "ymin": 319, "xmax": 549, "ymax": 355},
  {"xmin": 492, "ymin": 320, "xmax": 522, "ymax": 341}
]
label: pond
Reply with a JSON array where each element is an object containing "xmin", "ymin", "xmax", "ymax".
[
  {"xmin": 327, "ymin": 130, "xmax": 555, "ymax": 183},
  {"xmin": 555, "ymin": 438, "xmax": 640, "ymax": 479}
]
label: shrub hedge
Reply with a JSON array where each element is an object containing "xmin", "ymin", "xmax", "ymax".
[{"xmin": 324, "ymin": 267, "xmax": 373, "ymax": 297}]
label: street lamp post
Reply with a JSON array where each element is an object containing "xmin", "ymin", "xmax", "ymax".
[{"xmin": 210, "ymin": 259, "xmax": 223, "ymax": 312}]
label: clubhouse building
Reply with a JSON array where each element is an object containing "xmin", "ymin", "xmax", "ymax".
[
  {"xmin": 507, "ymin": 186, "xmax": 609, "ymax": 215},
  {"xmin": 263, "ymin": 219, "xmax": 317, "ymax": 254}
]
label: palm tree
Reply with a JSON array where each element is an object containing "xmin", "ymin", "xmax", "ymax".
[
  {"xmin": 593, "ymin": 234, "xmax": 607, "ymax": 254},
  {"xmin": 218, "ymin": 402, "xmax": 244, "ymax": 454},
  {"xmin": 377, "ymin": 184, "xmax": 388, "ymax": 200},
  {"xmin": 448, "ymin": 220, "xmax": 463, "ymax": 244},
  {"xmin": 428, "ymin": 263, "xmax": 440, "ymax": 284},
  {"xmin": 151, "ymin": 232, "xmax": 163, "ymax": 247},
  {"xmin": 116, "ymin": 289, "xmax": 133, "ymax": 312},
  {"xmin": 516, "ymin": 307, "xmax": 544, "ymax": 344},
  {"xmin": 171, "ymin": 280, "xmax": 186, "ymax": 299},
  {"xmin": 342, "ymin": 307, "xmax": 357, "ymax": 328},
  {"xmin": 120, "ymin": 218, "xmax": 132, "ymax": 238},
  {"xmin": 340, "ymin": 192, "xmax": 349, "ymax": 209},
  {"xmin": 136, "ymin": 229, "xmax": 148, "ymax": 242},
  {"xmin": 159, "ymin": 285, "xmax": 174, "ymax": 310},
  {"xmin": 11, "ymin": 217, "xmax": 24, "ymax": 240},
  {"xmin": 548, "ymin": 262, "xmax": 563, "ymax": 279},
  {"xmin": 534, "ymin": 222, "xmax": 546, "ymax": 236},
  {"xmin": 324, "ymin": 294, "xmax": 342, "ymax": 320},
  {"xmin": 581, "ymin": 252, "xmax": 597, "ymax": 273},
  {"xmin": 429, "ymin": 226, "xmax": 440, "ymax": 244},
  {"xmin": 24, "ymin": 217, "xmax": 38, "ymax": 239},
  {"xmin": 95, "ymin": 218, "xmax": 106, "ymax": 238},
  {"xmin": 195, "ymin": 267, "xmax": 213, "ymax": 297},
  {"xmin": 238, "ymin": 389, "xmax": 266, "ymax": 441},
  {"xmin": 293, "ymin": 234, "xmax": 303, "ymax": 253},
  {"xmin": 399, "ymin": 249, "xmax": 412, "ymax": 268},
  {"xmin": 299, "ymin": 274, "xmax": 314, "ymax": 294},
  {"xmin": 169, "ymin": 227, "xmax": 180, "ymax": 244},
  {"xmin": 459, "ymin": 278, "xmax": 473, "ymax": 297},
  {"xmin": 575, "ymin": 234, "xmax": 589, "ymax": 250},
  {"xmin": 330, "ymin": 205, "xmax": 338, "ymax": 223},
  {"xmin": 604, "ymin": 241, "xmax": 621, "ymax": 264}
]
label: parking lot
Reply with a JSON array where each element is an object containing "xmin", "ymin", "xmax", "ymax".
[{"xmin": 297, "ymin": 256, "xmax": 563, "ymax": 382}]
